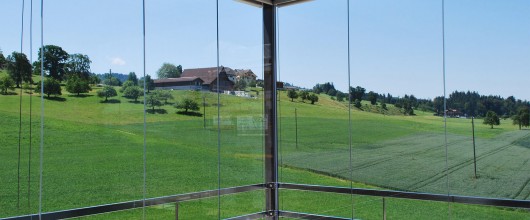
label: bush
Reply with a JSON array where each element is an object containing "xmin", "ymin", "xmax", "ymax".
[{"xmin": 0, "ymin": 75, "xmax": 15, "ymax": 95}]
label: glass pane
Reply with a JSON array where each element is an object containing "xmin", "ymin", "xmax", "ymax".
[
  {"xmin": 145, "ymin": 0, "xmax": 218, "ymax": 218},
  {"xmin": 40, "ymin": 0, "xmax": 143, "ymax": 215},
  {"xmin": 218, "ymin": 0, "xmax": 265, "ymax": 216},
  {"xmin": 280, "ymin": 190, "xmax": 353, "ymax": 219},
  {"xmin": 348, "ymin": 0, "xmax": 448, "ymax": 218},
  {"xmin": 349, "ymin": 0, "xmax": 446, "ymax": 193},
  {"xmin": 445, "ymin": 0, "xmax": 530, "ymax": 200},
  {"xmin": 277, "ymin": 0, "xmax": 351, "ymax": 188},
  {"xmin": 0, "ymin": 1, "xmax": 42, "ymax": 217}
]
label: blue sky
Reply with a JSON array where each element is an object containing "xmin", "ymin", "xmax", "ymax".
[{"xmin": 1, "ymin": 0, "xmax": 529, "ymax": 100}]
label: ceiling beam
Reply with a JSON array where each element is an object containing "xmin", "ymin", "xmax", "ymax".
[
  {"xmin": 275, "ymin": 0, "xmax": 313, "ymax": 7},
  {"xmin": 235, "ymin": 0, "xmax": 312, "ymax": 7}
]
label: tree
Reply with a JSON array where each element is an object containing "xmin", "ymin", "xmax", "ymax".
[
  {"xmin": 234, "ymin": 79, "xmax": 247, "ymax": 91},
  {"xmin": 123, "ymin": 86, "xmax": 142, "ymax": 102},
  {"xmin": 308, "ymin": 94, "xmax": 319, "ymax": 105},
  {"xmin": 174, "ymin": 98, "xmax": 200, "ymax": 113},
  {"xmin": 154, "ymin": 90, "xmax": 174, "ymax": 104},
  {"xmin": 0, "ymin": 50, "xmax": 6, "ymax": 69},
  {"xmin": 156, "ymin": 63, "xmax": 182, "ymax": 79},
  {"xmin": 382, "ymin": 103, "xmax": 388, "ymax": 110},
  {"xmin": 367, "ymin": 91, "xmax": 377, "ymax": 105},
  {"xmin": 120, "ymin": 80, "xmax": 135, "ymax": 92},
  {"xmin": 97, "ymin": 86, "xmax": 117, "ymax": 102},
  {"xmin": 89, "ymin": 73, "xmax": 101, "ymax": 85},
  {"xmin": 139, "ymin": 75, "xmax": 155, "ymax": 93},
  {"xmin": 354, "ymin": 99, "xmax": 362, "ymax": 109},
  {"xmin": 299, "ymin": 91, "xmax": 309, "ymax": 102},
  {"xmin": 483, "ymin": 110, "xmax": 500, "ymax": 129},
  {"xmin": 327, "ymin": 88, "xmax": 337, "ymax": 96},
  {"xmin": 37, "ymin": 45, "xmax": 69, "ymax": 81},
  {"xmin": 35, "ymin": 78, "xmax": 62, "ymax": 98},
  {"xmin": 287, "ymin": 89, "xmax": 298, "ymax": 102},
  {"xmin": 6, "ymin": 52, "xmax": 33, "ymax": 88},
  {"xmin": 103, "ymin": 73, "xmax": 122, "ymax": 86},
  {"xmin": 0, "ymin": 75, "xmax": 15, "ymax": 94},
  {"xmin": 349, "ymin": 86, "xmax": 365, "ymax": 102},
  {"xmin": 65, "ymin": 53, "xmax": 91, "ymax": 80},
  {"xmin": 127, "ymin": 72, "xmax": 138, "ymax": 85},
  {"xmin": 66, "ymin": 76, "xmax": 91, "ymax": 96},
  {"xmin": 146, "ymin": 92, "xmax": 163, "ymax": 111},
  {"xmin": 336, "ymin": 91, "xmax": 346, "ymax": 102},
  {"xmin": 158, "ymin": 90, "xmax": 175, "ymax": 104},
  {"xmin": 22, "ymin": 82, "xmax": 33, "ymax": 94},
  {"xmin": 513, "ymin": 108, "xmax": 530, "ymax": 130},
  {"xmin": 433, "ymin": 96, "xmax": 444, "ymax": 115}
]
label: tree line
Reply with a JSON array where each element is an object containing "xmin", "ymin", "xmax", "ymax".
[
  {"xmin": 0, "ymin": 45, "xmax": 155, "ymax": 99},
  {"xmin": 311, "ymin": 82, "xmax": 530, "ymax": 128}
]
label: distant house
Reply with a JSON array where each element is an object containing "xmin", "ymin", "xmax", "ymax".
[
  {"xmin": 181, "ymin": 66, "xmax": 235, "ymax": 92},
  {"xmin": 153, "ymin": 77, "xmax": 204, "ymax": 90},
  {"xmin": 234, "ymin": 69, "xmax": 257, "ymax": 83},
  {"xmin": 445, "ymin": 109, "xmax": 463, "ymax": 118}
]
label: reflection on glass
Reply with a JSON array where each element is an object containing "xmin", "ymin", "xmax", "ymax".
[
  {"xmin": 445, "ymin": 0, "xmax": 530, "ymax": 200},
  {"xmin": 145, "ymin": 0, "xmax": 218, "ymax": 218}
]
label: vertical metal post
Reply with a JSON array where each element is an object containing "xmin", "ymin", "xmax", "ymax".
[
  {"xmin": 263, "ymin": 3, "xmax": 278, "ymax": 220},
  {"xmin": 472, "ymin": 116, "xmax": 477, "ymax": 178},
  {"xmin": 295, "ymin": 108, "xmax": 298, "ymax": 149},
  {"xmin": 382, "ymin": 197, "xmax": 386, "ymax": 220},
  {"xmin": 203, "ymin": 96, "xmax": 206, "ymax": 129},
  {"xmin": 175, "ymin": 202, "xmax": 179, "ymax": 220}
]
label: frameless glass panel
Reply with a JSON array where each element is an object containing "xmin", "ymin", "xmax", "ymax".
[
  {"xmin": 0, "ymin": 0, "xmax": 42, "ymax": 217},
  {"xmin": 280, "ymin": 190, "xmax": 353, "ymax": 219},
  {"xmin": 277, "ymin": 0, "xmax": 350, "ymax": 187},
  {"xmin": 348, "ymin": 0, "xmax": 448, "ymax": 217},
  {"xmin": 218, "ymin": 0, "xmax": 265, "ymax": 217},
  {"xmin": 39, "ymin": 0, "xmax": 144, "ymax": 215},
  {"xmin": 449, "ymin": 203, "xmax": 529, "ymax": 220},
  {"xmin": 145, "ymin": 0, "xmax": 218, "ymax": 218},
  {"xmin": 445, "ymin": 0, "xmax": 530, "ymax": 201}
]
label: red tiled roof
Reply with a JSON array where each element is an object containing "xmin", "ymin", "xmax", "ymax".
[
  {"xmin": 181, "ymin": 67, "xmax": 225, "ymax": 85},
  {"xmin": 154, "ymin": 77, "xmax": 202, "ymax": 83}
]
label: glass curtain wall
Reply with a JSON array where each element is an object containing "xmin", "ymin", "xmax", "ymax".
[
  {"xmin": 444, "ymin": 1, "xmax": 530, "ymax": 218},
  {"xmin": 217, "ymin": 0, "xmax": 265, "ymax": 218},
  {"xmin": 144, "ymin": 1, "xmax": 218, "ymax": 219},
  {"xmin": 277, "ymin": 0, "xmax": 354, "ymax": 218},
  {"xmin": 0, "ymin": 0, "xmax": 42, "ymax": 217},
  {"xmin": 1, "ymin": 0, "xmax": 529, "ymax": 220}
]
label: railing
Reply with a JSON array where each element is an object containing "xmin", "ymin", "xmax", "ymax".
[{"xmin": 2, "ymin": 183, "xmax": 528, "ymax": 220}]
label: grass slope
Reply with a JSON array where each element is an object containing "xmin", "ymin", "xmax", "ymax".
[{"xmin": 0, "ymin": 88, "xmax": 528, "ymax": 219}]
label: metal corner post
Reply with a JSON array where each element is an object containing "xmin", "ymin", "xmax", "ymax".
[{"xmin": 263, "ymin": 3, "xmax": 279, "ymax": 220}]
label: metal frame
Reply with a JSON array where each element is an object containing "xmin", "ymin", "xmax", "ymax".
[
  {"xmin": 235, "ymin": 0, "xmax": 312, "ymax": 7},
  {"xmin": 263, "ymin": 3, "xmax": 279, "ymax": 220},
  {"xmin": 280, "ymin": 211, "xmax": 351, "ymax": 220},
  {"xmin": 279, "ymin": 183, "xmax": 530, "ymax": 209},
  {"xmin": 1, "ymin": 184, "xmax": 264, "ymax": 220},
  {"xmin": 224, "ymin": 212, "xmax": 268, "ymax": 220}
]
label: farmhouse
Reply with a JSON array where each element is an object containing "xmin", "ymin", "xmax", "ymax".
[
  {"xmin": 181, "ymin": 66, "xmax": 235, "ymax": 92},
  {"xmin": 234, "ymin": 69, "xmax": 257, "ymax": 83},
  {"xmin": 153, "ymin": 77, "xmax": 204, "ymax": 90}
]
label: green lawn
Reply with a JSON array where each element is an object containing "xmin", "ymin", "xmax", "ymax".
[{"xmin": 0, "ymin": 88, "xmax": 528, "ymax": 219}]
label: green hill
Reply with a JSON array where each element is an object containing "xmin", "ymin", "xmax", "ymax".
[{"xmin": 0, "ymin": 87, "xmax": 528, "ymax": 219}]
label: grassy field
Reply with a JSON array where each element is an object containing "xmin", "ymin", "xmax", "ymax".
[{"xmin": 0, "ymin": 86, "xmax": 528, "ymax": 219}]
